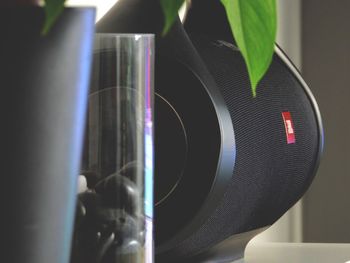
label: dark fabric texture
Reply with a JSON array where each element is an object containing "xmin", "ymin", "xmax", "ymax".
[{"xmin": 171, "ymin": 35, "xmax": 321, "ymax": 258}]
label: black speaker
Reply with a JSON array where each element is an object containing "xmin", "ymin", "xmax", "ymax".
[{"xmin": 96, "ymin": 0, "xmax": 324, "ymax": 262}]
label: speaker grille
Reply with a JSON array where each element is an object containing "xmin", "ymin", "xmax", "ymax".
[{"xmin": 171, "ymin": 36, "xmax": 321, "ymax": 257}]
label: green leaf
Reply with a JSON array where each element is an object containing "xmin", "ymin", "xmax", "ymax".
[
  {"xmin": 160, "ymin": 0, "xmax": 185, "ymax": 35},
  {"xmin": 221, "ymin": 0, "xmax": 277, "ymax": 97},
  {"xmin": 42, "ymin": 0, "xmax": 66, "ymax": 35}
]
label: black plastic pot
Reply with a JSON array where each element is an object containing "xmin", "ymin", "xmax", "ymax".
[{"xmin": 0, "ymin": 7, "xmax": 95, "ymax": 263}]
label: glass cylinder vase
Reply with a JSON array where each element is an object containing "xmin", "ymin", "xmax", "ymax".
[{"xmin": 71, "ymin": 34, "xmax": 154, "ymax": 263}]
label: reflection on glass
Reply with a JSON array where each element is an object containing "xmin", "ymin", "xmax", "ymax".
[{"xmin": 70, "ymin": 34, "xmax": 154, "ymax": 263}]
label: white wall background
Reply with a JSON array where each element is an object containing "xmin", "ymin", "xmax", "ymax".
[
  {"xmin": 67, "ymin": 0, "xmax": 303, "ymax": 243},
  {"xmin": 66, "ymin": 0, "xmax": 117, "ymax": 21},
  {"xmin": 67, "ymin": 0, "xmax": 187, "ymax": 22}
]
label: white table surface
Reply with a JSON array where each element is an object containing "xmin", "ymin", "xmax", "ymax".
[{"xmin": 235, "ymin": 242, "xmax": 350, "ymax": 263}]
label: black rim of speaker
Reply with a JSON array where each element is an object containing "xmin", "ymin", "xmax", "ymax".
[{"xmin": 154, "ymin": 55, "xmax": 236, "ymax": 246}]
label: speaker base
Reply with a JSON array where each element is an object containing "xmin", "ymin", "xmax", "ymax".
[{"xmin": 187, "ymin": 227, "xmax": 269, "ymax": 263}]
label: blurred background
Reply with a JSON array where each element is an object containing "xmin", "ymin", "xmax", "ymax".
[{"xmin": 66, "ymin": 0, "xmax": 350, "ymax": 244}]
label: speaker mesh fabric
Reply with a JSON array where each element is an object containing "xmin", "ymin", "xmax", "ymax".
[{"xmin": 169, "ymin": 36, "xmax": 321, "ymax": 258}]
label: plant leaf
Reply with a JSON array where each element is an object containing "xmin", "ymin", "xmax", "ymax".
[
  {"xmin": 221, "ymin": 0, "xmax": 277, "ymax": 97},
  {"xmin": 160, "ymin": 0, "xmax": 185, "ymax": 35},
  {"xmin": 42, "ymin": 0, "xmax": 66, "ymax": 35}
]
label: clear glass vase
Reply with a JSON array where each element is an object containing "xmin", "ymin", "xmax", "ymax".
[{"xmin": 71, "ymin": 34, "xmax": 154, "ymax": 263}]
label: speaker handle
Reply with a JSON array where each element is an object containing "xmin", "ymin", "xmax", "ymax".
[{"xmin": 185, "ymin": 0, "xmax": 234, "ymax": 42}]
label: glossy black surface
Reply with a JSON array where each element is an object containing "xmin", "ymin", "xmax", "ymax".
[{"xmin": 154, "ymin": 94, "xmax": 188, "ymax": 205}]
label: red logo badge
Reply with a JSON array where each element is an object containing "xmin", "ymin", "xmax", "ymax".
[{"xmin": 282, "ymin": 111, "xmax": 296, "ymax": 144}]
